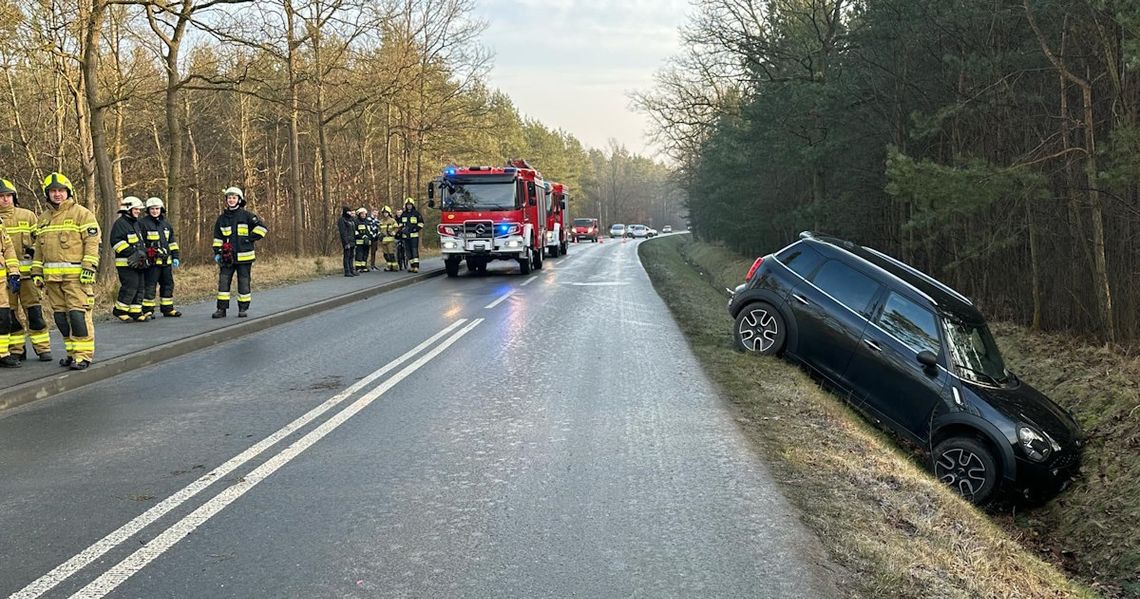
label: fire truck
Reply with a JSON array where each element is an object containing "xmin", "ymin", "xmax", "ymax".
[
  {"xmin": 427, "ymin": 159, "xmax": 549, "ymax": 277},
  {"xmin": 545, "ymin": 182, "xmax": 570, "ymax": 258}
]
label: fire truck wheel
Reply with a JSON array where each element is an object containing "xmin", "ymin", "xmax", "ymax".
[
  {"xmin": 560, "ymin": 241, "xmax": 568, "ymax": 254},
  {"xmin": 445, "ymin": 257, "xmax": 461, "ymax": 278},
  {"xmin": 519, "ymin": 252, "xmax": 532, "ymax": 275},
  {"xmin": 532, "ymin": 245, "xmax": 544, "ymax": 270}
]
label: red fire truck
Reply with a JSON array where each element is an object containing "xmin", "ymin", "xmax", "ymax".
[
  {"xmin": 427, "ymin": 159, "xmax": 549, "ymax": 277},
  {"xmin": 545, "ymin": 182, "xmax": 570, "ymax": 257}
]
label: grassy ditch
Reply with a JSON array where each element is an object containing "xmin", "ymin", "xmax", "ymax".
[{"xmin": 638, "ymin": 235, "xmax": 1092, "ymax": 598}]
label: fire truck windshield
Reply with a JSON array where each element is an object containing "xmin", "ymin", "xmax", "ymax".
[{"xmin": 442, "ymin": 181, "xmax": 518, "ymax": 211}]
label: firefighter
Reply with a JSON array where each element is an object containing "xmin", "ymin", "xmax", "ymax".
[
  {"xmin": 0, "ymin": 199, "xmax": 21, "ymax": 367},
  {"xmin": 353, "ymin": 207, "xmax": 371, "ymax": 273},
  {"xmin": 367, "ymin": 209, "xmax": 381, "ymax": 271},
  {"xmin": 211, "ymin": 186, "xmax": 267, "ymax": 318},
  {"xmin": 109, "ymin": 196, "xmax": 149, "ymax": 322},
  {"xmin": 378, "ymin": 206, "xmax": 399, "ymax": 271},
  {"xmin": 0, "ymin": 178, "xmax": 50, "ymax": 362},
  {"xmin": 141, "ymin": 197, "xmax": 181, "ymax": 317},
  {"xmin": 399, "ymin": 197, "xmax": 423, "ymax": 273},
  {"xmin": 337, "ymin": 205, "xmax": 356, "ymax": 277},
  {"xmin": 31, "ymin": 172, "xmax": 99, "ymax": 370}
]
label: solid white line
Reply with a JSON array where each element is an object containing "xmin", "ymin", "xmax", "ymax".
[
  {"xmin": 71, "ymin": 318, "xmax": 484, "ymax": 599},
  {"xmin": 484, "ymin": 290, "xmax": 514, "ymax": 309},
  {"xmin": 10, "ymin": 319, "xmax": 469, "ymax": 599},
  {"xmin": 520, "ymin": 276, "xmax": 537, "ymax": 287}
]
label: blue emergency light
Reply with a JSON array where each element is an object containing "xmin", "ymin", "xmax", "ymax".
[{"xmin": 443, "ymin": 166, "xmax": 457, "ymax": 177}]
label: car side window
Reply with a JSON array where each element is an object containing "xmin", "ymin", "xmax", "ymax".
[
  {"xmin": 810, "ymin": 260, "xmax": 881, "ymax": 315},
  {"xmin": 777, "ymin": 245, "xmax": 824, "ymax": 279},
  {"xmin": 878, "ymin": 293, "xmax": 941, "ymax": 355}
]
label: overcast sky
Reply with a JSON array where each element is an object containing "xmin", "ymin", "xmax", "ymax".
[{"xmin": 471, "ymin": 0, "xmax": 692, "ymax": 158}]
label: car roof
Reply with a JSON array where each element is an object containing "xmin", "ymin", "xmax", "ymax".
[{"xmin": 798, "ymin": 232, "xmax": 985, "ymax": 322}]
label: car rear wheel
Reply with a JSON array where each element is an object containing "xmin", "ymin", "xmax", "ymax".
[
  {"xmin": 733, "ymin": 302, "xmax": 785, "ymax": 355},
  {"xmin": 933, "ymin": 437, "xmax": 999, "ymax": 504}
]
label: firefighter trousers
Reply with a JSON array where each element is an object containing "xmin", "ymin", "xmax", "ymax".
[
  {"xmin": 406, "ymin": 236, "xmax": 420, "ymax": 271},
  {"xmin": 354, "ymin": 244, "xmax": 370, "ymax": 271},
  {"xmin": 342, "ymin": 246, "xmax": 354, "ymax": 275},
  {"xmin": 144, "ymin": 264, "xmax": 177, "ymax": 314},
  {"xmin": 218, "ymin": 262, "xmax": 253, "ymax": 311},
  {"xmin": 45, "ymin": 280, "xmax": 95, "ymax": 363},
  {"xmin": 381, "ymin": 239, "xmax": 396, "ymax": 270},
  {"xmin": 369, "ymin": 242, "xmax": 379, "ymax": 269},
  {"xmin": 6, "ymin": 283, "xmax": 50, "ymax": 357},
  {"xmin": 114, "ymin": 267, "xmax": 146, "ymax": 319}
]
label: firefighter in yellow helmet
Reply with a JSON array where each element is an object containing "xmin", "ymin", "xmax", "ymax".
[
  {"xmin": 0, "ymin": 178, "xmax": 51, "ymax": 362},
  {"xmin": 399, "ymin": 197, "xmax": 423, "ymax": 272},
  {"xmin": 378, "ymin": 206, "xmax": 399, "ymax": 271},
  {"xmin": 0, "ymin": 181, "xmax": 23, "ymax": 367},
  {"xmin": 109, "ymin": 196, "xmax": 149, "ymax": 321},
  {"xmin": 211, "ymin": 186, "xmax": 267, "ymax": 318},
  {"xmin": 31, "ymin": 172, "xmax": 100, "ymax": 370}
]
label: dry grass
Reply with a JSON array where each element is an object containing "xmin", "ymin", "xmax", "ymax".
[{"xmin": 639, "ymin": 235, "xmax": 1093, "ymax": 598}]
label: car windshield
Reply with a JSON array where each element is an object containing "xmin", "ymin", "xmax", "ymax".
[
  {"xmin": 573, "ymin": 219, "xmax": 594, "ymax": 227},
  {"xmin": 942, "ymin": 318, "xmax": 1010, "ymax": 385},
  {"xmin": 441, "ymin": 181, "xmax": 518, "ymax": 211}
]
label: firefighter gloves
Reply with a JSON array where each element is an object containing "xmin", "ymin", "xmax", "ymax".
[
  {"xmin": 32, "ymin": 275, "xmax": 44, "ymax": 289},
  {"xmin": 7, "ymin": 274, "xmax": 19, "ymax": 293},
  {"xmin": 79, "ymin": 269, "xmax": 96, "ymax": 285}
]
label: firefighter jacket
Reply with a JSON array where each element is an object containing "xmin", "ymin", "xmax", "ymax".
[
  {"xmin": 32, "ymin": 198, "xmax": 100, "ymax": 281},
  {"xmin": 338, "ymin": 210, "xmax": 355, "ymax": 247},
  {"xmin": 354, "ymin": 217, "xmax": 371, "ymax": 246},
  {"xmin": 0, "ymin": 221, "xmax": 19, "ymax": 278},
  {"xmin": 110, "ymin": 214, "xmax": 148, "ymax": 269},
  {"xmin": 0, "ymin": 204, "xmax": 37, "ymax": 277},
  {"xmin": 400, "ymin": 208, "xmax": 423, "ymax": 239},
  {"xmin": 141, "ymin": 213, "xmax": 179, "ymax": 266},
  {"xmin": 212, "ymin": 207, "xmax": 267, "ymax": 263},
  {"xmin": 379, "ymin": 215, "xmax": 399, "ymax": 242}
]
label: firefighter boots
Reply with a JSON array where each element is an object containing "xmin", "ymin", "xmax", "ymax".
[{"xmin": 212, "ymin": 309, "xmax": 226, "ymax": 319}]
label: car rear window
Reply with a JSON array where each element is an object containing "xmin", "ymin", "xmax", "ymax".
[
  {"xmin": 878, "ymin": 292, "xmax": 941, "ymax": 355},
  {"xmin": 810, "ymin": 260, "xmax": 881, "ymax": 315},
  {"xmin": 573, "ymin": 219, "xmax": 594, "ymax": 226},
  {"xmin": 777, "ymin": 244, "xmax": 825, "ymax": 279}
]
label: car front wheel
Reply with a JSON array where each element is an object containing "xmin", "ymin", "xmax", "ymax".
[
  {"xmin": 733, "ymin": 302, "xmax": 786, "ymax": 355},
  {"xmin": 933, "ymin": 437, "xmax": 999, "ymax": 504}
]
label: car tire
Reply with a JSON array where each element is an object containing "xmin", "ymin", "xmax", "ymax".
[
  {"xmin": 444, "ymin": 258, "xmax": 460, "ymax": 278},
  {"xmin": 733, "ymin": 302, "xmax": 786, "ymax": 355},
  {"xmin": 532, "ymin": 244, "xmax": 544, "ymax": 270},
  {"xmin": 932, "ymin": 437, "xmax": 999, "ymax": 504},
  {"xmin": 519, "ymin": 251, "xmax": 531, "ymax": 275}
]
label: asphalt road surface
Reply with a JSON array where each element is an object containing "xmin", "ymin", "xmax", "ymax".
[{"xmin": 1, "ymin": 237, "xmax": 838, "ymax": 598}]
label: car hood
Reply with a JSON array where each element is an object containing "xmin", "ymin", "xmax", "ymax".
[{"xmin": 967, "ymin": 379, "xmax": 1083, "ymax": 448}]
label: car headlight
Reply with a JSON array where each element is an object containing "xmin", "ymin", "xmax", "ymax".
[{"xmin": 1017, "ymin": 426, "xmax": 1056, "ymax": 462}]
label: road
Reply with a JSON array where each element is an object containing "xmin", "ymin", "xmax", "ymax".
[{"xmin": 0, "ymin": 236, "xmax": 837, "ymax": 598}]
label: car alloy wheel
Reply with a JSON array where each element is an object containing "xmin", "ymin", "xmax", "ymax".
[
  {"xmin": 734, "ymin": 302, "xmax": 785, "ymax": 355},
  {"xmin": 933, "ymin": 437, "xmax": 998, "ymax": 504}
]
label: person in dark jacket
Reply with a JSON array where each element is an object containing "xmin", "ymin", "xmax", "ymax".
[
  {"xmin": 140, "ymin": 197, "xmax": 181, "ymax": 317},
  {"xmin": 366, "ymin": 209, "xmax": 381, "ymax": 271},
  {"xmin": 399, "ymin": 198, "xmax": 423, "ymax": 273},
  {"xmin": 338, "ymin": 205, "xmax": 356, "ymax": 277},
  {"xmin": 109, "ymin": 196, "xmax": 149, "ymax": 322},
  {"xmin": 211, "ymin": 187, "xmax": 267, "ymax": 318}
]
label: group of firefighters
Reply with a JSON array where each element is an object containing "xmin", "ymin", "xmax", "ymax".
[
  {"xmin": 338, "ymin": 198, "xmax": 423, "ymax": 276},
  {"xmin": 0, "ymin": 173, "xmax": 268, "ymax": 372}
]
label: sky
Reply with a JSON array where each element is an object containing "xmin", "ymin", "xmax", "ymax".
[{"xmin": 472, "ymin": 0, "xmax": 692, "ymax": 158}]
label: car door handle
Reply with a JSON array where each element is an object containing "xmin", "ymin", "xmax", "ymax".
[
  {"xmin": 863, "ymin": 339, "xmax": 883, "ymax": 352},
  {"xmin": 792, "ymin": 293, "xmax": 809, "ymax": 305}
]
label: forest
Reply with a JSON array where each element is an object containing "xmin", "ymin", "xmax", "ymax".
[
  {"xmin": 0, "ymin": 0, "xmax": 678, "ymax": 271},
  {"xmin": 638, "ymin": 0, "xmax": 1140, "ymax": 344}
]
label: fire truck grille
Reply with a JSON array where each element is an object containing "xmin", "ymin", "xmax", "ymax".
[{"xmin": 464, "ymin": 220, "xmax": 494, "ymax": 240}]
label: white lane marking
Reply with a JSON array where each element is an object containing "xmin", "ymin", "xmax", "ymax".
[
  {"xmin": 568, "ymin": 282, "xmax": 630, "ymax": 286},
  {"xmin": 484, "ymin": 290, "xmax": 514, "ymax": 309},
  {"xmin": 11, "ymin": 319, "xmax": 469, "ymax": 599},
  {"xmin": 520, "ymin": 276, "xmax": 538, "ymax": 287},
  {"xmin": 72, "ymin": 318, "xmax": 484, "ymax": 599}
]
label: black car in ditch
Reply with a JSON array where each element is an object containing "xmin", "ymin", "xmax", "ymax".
[{"xmin": 727, "ymin": 232, "xmax": 1083, "ymax": 504}]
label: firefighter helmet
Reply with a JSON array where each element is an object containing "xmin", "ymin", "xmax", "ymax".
[
  {"xmin": 119, "ymin": 196, "xmax": 144, "ymax": 214},
  {"xmin": 42, "ymin": 172, "xmax": 74, "ymax": 200},
  {"xmin": 0, "ymin": 178, "xmax": 17, "ymax": 205},
  {"xmin": 356, "ymin": 207, "xmax": 368, "ymax": 216},
  {"xmin": 403, "ymin": 197, "xmax": 415, "ymax": 208},
  {"xmin": 145, "ymin": 197, "xmax": 164, "ymax": 210},
  {"xmin": 381, "ymin": 205, "xmax": 392, "ymax": 215},
  {"xmin": 223, "ymin": 186, "xmax": 246, "ymax": 207}
]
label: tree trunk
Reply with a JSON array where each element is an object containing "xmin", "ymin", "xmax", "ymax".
[
  {"xmin": 82, "ymin": 0, "xmax": 118, "ymax": 274},
  {"xmin": 285, "ymin": 0, "xmax": 304, "ymax": 256}
]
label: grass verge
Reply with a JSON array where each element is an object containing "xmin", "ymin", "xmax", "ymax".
[{"xmin": 639, "ymin": 235, "xmax": 1092, "ymax": 598}]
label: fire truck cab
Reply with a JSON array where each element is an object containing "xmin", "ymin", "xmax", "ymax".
[
  {"xmin": 545, "ymin": 182, "xmax": 570, "ymax": 258},
  {"xmin": 428, "ymin": 160, "xmax": 548, "ymax": 277}
]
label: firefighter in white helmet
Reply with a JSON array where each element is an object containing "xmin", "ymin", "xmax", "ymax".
[
  {"xmin": 141, "ymin": 197, "xmax": 181, "ymax": 317},
  {"xmin": 0, "ymin": 178, "xmax": 51, "ymax": 362},
  {"xmin": 109, "ymin": 196, "xmax": 149, "ymax": 322},
  {"xmin": 31, "ymin": 172, "xmax": 100, "ymax": 370},
  {"xmin": 399, "ymin": 197, "xmax": 423, "ymax": 272},
  {"xmin": 211, "ymin": 186, "xmax": 267, "ymax": 318}
]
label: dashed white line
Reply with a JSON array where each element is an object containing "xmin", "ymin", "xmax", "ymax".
[
  {"xmin": 484, "ymin": 290, "xmax": 514, "ymax": 309},
  {"xmin": 11, "ymin": 319, "xmax": 470, "ymax": 599},
  {"xmin": 520, "ymin": 276, "xmax": 538, "ymax": 287}
]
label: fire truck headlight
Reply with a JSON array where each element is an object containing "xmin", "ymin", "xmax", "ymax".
[{"xmin": 443, "ymin": 241, "xmax": 458, "ymax": 249}]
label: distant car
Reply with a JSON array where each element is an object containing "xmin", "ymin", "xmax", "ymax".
[
  {"xmin": 627, "ymin": 224, "xmax": 649, "ymax": 238},
  {"xmin": 610, "ymin": 224, "xmax": 626, "ymax": 238},
  {"xmin": 573, "ymin": 218, "xmax": 600, "ymax": 242},
  {"xmin": 727, "ymin": 231, "xmax": 1084, "ymax": 505},
  {"xmin": 662, "ymin": 225, "xmax": 672, "ymax": 234}
]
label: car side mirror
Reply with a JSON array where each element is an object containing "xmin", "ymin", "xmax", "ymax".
[
  {"xmin": 560, "ymin": 199, "xmax": 567, "ymax": 210},
  {"xmin": 427, "ymin": 183, "xmax": 434, "ymax": 200},
  {"xmin": 917, "ymin": 351, "xmax": 938, "ymax": 368}
]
